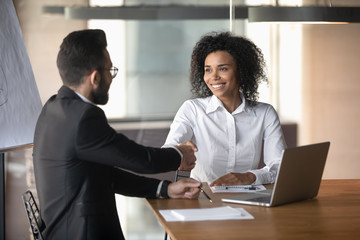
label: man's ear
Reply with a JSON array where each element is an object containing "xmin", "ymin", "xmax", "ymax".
[{"xmin": 89, "ymin": 69, "xmax": 101, "ymax": 88}]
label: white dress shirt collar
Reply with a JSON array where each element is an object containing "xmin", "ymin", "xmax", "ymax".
[
  {"xmin": 74, "ymin": 91, "xmax": 93, "ymax": 104},
  {"xmin": 206, "ymin": 92, "xmax": 248, "ymax": 115}
]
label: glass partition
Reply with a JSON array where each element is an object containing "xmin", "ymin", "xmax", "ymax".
[{"xmin": 89, "ymin": 0, "xmax": 246, "ymax": 120}]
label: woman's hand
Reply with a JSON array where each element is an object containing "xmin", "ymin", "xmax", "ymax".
[{"xmin": 209, "ymin": 172, "xmax": 256, "ymax": 186}]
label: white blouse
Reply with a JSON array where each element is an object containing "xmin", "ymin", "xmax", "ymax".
[{"xmin": 163, "ymin": 94, "xmax": 286, "ymax": 185}]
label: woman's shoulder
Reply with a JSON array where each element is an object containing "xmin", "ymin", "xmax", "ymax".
[
  {"xmin": 175, "ymin": 97, "xmax": 211, "ymax": 118},
  {"xmin": 248, "ymin": 101, "xmax": 278, "ymax": 115},
  {"xmin": 253, "ymin": 101, "xmax": 273, "ymax": 108},
  {"xmin": 182, "ymin": 96, "xmax": 212, "ymax": 109}
]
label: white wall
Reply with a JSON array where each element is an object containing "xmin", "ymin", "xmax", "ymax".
[
  {"xmin": 14, "ymin": 0, "xmax": 87, "ymax": 105},
  {"xmin": 302, "ymin": 24, "xmax": 360, "ymax": 179}
]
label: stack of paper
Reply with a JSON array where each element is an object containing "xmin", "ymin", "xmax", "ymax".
[{"xmin": 160, "ymin": 206, "xmax": 254, "ymax": 222}]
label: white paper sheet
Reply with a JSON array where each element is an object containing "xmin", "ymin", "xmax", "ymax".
[{"xmin": 159, "ymin": 206, "xmax": 254, "ymax": 222}]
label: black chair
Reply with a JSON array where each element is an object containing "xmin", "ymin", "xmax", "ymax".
[
  {"xmin": 22, "ymin": 190, "xmax": 45, "ymax": 240},
  {"xmin": 164, "ymin": 170, "xmax": 191, "ymax": 240}
]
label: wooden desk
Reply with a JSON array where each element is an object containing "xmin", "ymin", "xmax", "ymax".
[{"xmin": 146, "ymin": 179, "xmax": 360, "ymax": 240}]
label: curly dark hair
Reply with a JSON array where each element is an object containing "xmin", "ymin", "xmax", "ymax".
[{"xmin": 190, "ymin": 31, "xmax": 268, "ymax": 105}]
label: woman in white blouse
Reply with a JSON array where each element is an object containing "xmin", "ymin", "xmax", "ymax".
[{"xmin": 164, "ymin": 31, "xmax": 286, "ymax": 186}]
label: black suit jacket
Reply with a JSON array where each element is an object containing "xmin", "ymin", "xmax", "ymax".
[{"xmin": 33, "ymin": 86, "xmax": 180, "ymax": 240}]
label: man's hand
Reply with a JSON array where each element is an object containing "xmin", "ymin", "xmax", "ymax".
[
  {"xmin": 209, "ymin": 172, "xmax": 256, "ymax": 186},
  {"xmin": 167, "ymin": 178, "xmax": 201, "ymax": 199},
  {"xmin": 175, "ymin": 141, "xmax": 198, "ymax": 171}
]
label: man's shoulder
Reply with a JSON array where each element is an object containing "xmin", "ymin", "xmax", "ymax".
[
  {"xmin": 46, "ymin": 92, "xmax": 93, "ymax": 110},
  {"xmin": 42, "ymin": 90, "xmax": 101, "ymax": 123}
]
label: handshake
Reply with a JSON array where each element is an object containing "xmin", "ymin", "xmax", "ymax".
[{"xmin": 175, "ymin": 141, "xmax": 198, "ymax": 171}]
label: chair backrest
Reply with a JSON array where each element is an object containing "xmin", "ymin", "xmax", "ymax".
[{"xmin": 22, "ymin": 190, "xmax": 45, "ymax": 240}]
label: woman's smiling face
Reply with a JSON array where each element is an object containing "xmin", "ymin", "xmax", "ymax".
[{"xmin": 203, "ymin": 51, "xmax": 240, "ymax": 101}]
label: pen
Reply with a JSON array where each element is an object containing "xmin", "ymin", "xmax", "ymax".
[
  {"xmin": 225, "ymin": 186, "xmax": 258, "ymax": 190},
  {"xmin": 199, "ymin": 187, "xmax": 213, "ymax": 203}
]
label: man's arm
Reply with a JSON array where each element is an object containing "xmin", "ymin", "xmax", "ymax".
[
  {"xmin": 77, "ymin": 106, "xmax": 183, "ymax": 173},
  {"xmin": 159, "ymin": 178, "xmax": 201, "ymax": 199},
  {"xmin": 111, "ymin": 168, "xmax": 201, "ymax": 199}
]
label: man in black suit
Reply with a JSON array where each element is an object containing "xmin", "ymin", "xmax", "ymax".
[{"xmin": 33, "ymin": 29, "xmax": 200, "ymax": 240}]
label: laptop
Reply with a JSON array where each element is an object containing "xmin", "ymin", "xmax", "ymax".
[{"xmin": 222, "ymin": 142, "xmax": 330, "ymax": 207}]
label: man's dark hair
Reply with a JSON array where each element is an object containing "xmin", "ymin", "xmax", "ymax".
[
  {"xmin": 57, "ymin": 29, "xmax": 107, "ymax": 86},
  {"xmin": 190, "ymin": 31, "xmax": 268, "ymax": 105}
]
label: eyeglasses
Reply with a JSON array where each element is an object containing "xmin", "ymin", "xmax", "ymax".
[{"xmin": 102, "ymin": 66, "xmax": 118, "ymax": 79}]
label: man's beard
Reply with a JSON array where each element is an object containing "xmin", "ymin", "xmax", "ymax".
[{"xmin": 92, "ymin": 77, "xmax": 109, "ymax": 105}]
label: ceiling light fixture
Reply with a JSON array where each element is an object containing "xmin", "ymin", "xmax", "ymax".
[
  {"xmin": 248, "ymin": 6, "xmax": 360, "ymax": 24},
  {"xmin": 42, "ymin": 5, "xmax": 248, "ymax": 20}
]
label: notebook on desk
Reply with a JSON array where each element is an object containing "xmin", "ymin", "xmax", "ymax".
[{"xmin": 222, "ymin": 142, "xmax": 330, "ymax": 207}]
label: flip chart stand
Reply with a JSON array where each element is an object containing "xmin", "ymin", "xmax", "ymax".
[{"xmin": 1, "ymin": 152, "xmax": 5, "ymax": 240}]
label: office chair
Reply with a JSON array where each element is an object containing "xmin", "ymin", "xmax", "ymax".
[
  {"xmin": 22, "ymin": 190, "xmax": 45, "ymax": 240},
  {"xmin": 164, "ymin": 170, "xmax": 191, "ymax": 240}
]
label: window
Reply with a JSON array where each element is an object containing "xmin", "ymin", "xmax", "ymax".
[{"xmin": 89, "ymin": 0, "xmax": 246, "ymax": 120}]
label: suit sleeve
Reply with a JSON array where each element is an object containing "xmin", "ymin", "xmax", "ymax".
[
  {"xmin": 110, "ymin": 167, "xmax": 161, "ymax": 198},
  {"xmin": 76, "ymin": 105, "xmax": 181, "ymax": 174}
]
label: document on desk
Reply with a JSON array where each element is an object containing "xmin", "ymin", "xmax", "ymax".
[
  {"xmin": 160, "ymin": 206, "xmax": 254, "ymax": 222},
  {"xmin": 210, "ymin": 184, "xmax": 266, "ymax": 193}
]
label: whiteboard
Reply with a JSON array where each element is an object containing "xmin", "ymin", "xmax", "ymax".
[{"xmin": 0, "ymin": 0, "xmax": 42, "ymax": 150}]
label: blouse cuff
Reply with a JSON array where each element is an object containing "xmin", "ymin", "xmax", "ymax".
[{"xmin": 249, "ymin": 170, "xmax": 262, "ymax": 185}]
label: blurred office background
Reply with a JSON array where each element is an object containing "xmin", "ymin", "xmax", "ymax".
[{"xmin": 4, "ymin": 0, "xmax": 360, "ymax": 239}]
